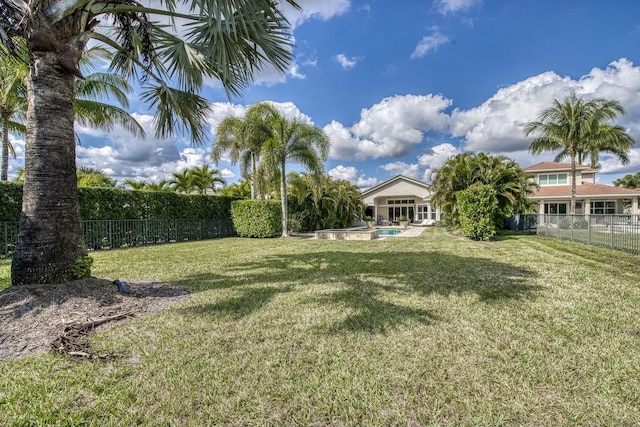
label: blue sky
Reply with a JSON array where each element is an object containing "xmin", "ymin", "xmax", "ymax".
[{"xmin": 8, "ymin": 0, "xmax": 640, "ymax": 188}]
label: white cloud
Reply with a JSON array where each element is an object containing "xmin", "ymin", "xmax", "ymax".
[
  {"xmin": 450, "ymin": 59, "xmax": 640, "ymax": 162},
  {"xmin": 435, "ymin": 0, "xmax": 482, "ymax": 14},
  {"xmin": 417, "ymin": 143, "xmax": 460, "ymax": 181},
  {"xmin": 334, "ymin": 53, "xmax": 360, "ymax": 70},
  {"xmin": 282, "ymin": 0, "xmax": 351, "ymax": 28},
  {"xmin": 328, "ymin": 165, "xmax": 379, "ymax": 189},
  {"xmin": 326, "ymin": 94, "xmax": 452, "ymax": 161},
  {"xmin": 381, "ymin": 161, "xmax": 421, "ymax": 180},
  {"xmin": 411, "ymin": 30, "xmax": 450, "ymax": 59}
]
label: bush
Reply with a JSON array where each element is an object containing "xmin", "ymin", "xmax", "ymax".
[
  {"xmin": 558, "ymin": 217, "xmax": 571, "ymax": 229},
  {"xmin": 456, "ymin": 185, "xmax": 498, "ymax": 241},
  {"xmin": 231, "ymin": 200, "xmax": 281, "ymax": 238},
  {"xmin": 573, "ymin": 217, "xmax": 588, "ymax": 229}
]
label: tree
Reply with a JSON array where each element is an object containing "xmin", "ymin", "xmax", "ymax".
[
  {"xmin": 613, "ymin": 172, "xmax": 640, "ymax": 189},
  {"xmin": 525, "ymin": 92, "xmax": 634, "ymax": 214},
  {"xmin": 122, "ymin": 178, "xmax": 172, "ymax": 192},
  {"xmin": 288, "ymin": 172, "xmax": 365, "ymax": 231},
  {"xmin": 1, "ymin": 0, "xmax": 300, "ymax": 285},
  {"xmin": 0, "ymin": 46, "xmax": 27, "ymax": 181},
  {"xmin": 212, "ymin": 103, "xmax": 273, "ymax": 199},
  {"xmin": 77, "ymin": 166, "xmax": 116, "ymax": 187},
  {"xmin": 219, "ymin": 180, "xmax": 251, "ymax": 199},
  {"xmin": 431, "ymin": 152, "xmax": 536, "ymax": 230},
  {"xmin": 1, "ymin": 45, "xmax": 143, "ymax": 181},
  {"xmin": 259, "ymin": 107, "xmax": 330, "ymax": 237},
  {"xmin": 188, "ymin": 164, "xmax": 226, "ymax": 195},
  {"xmin": 169, "ymin": 169, "xmax": 193, "ymax": 194}
]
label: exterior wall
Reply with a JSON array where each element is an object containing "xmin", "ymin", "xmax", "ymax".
[{"xmin": 362, "ymin": 177, "xmax": 440, "ymax": 223}]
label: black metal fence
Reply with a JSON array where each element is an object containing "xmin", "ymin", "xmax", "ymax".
[
  {"xmin": 1, "ymin": 218, "xmax": 236, "ymax": 259},
  {"xmin": 506, "ymin": 214, "xmax": 538, "ymax": 234},
  {"xmin": 536, "ymin": 214, "xmax": 640, "ymax": 254}
]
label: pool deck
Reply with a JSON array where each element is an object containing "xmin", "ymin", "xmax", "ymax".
[{"xmin": 314, "ymin": 225, "xmax": 427, "ymax": 240}]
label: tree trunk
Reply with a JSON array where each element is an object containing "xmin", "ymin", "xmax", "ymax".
[
  {"xmin": 280, "ymin": 162, "xmax": 288, "ymax": 237},
  {"xmin": 11, "ymin": 51, "xmax": 87, "ymax": 285},
  {"xmin": 1, "ymin": 115, "xmax": 9, "ymax": 181},
  {"xmin": 570, "ymin": 154, "xmax": 577, "ymax": 215},
  {"xmin": 250, "ymin": 151, "xmax": 256, "ymax": 200}
]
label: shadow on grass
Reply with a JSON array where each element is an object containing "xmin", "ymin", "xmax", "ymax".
[{"xmin": 177, "ymin": 249, "xmax": 541, "ymax": 334}]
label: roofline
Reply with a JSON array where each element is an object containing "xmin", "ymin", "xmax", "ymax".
[
  {"xmin": 524, "ymin": 162, "xmax": 599, "ymax": 173},
  {"xmin": 361, "ymin": 174, "xmax": 430, "ymax": 196}
]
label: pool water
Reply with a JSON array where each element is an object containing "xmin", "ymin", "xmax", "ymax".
[
  {"xmin": 378, "ymin": 228, "xmax": 403, "ymax": 236},
  {"xmin": 356, "ymin": 227, "xmax": 404, "ymax": 236}
]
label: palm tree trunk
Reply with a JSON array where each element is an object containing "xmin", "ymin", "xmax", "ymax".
[
  {"xmin": 280, "ymin": 161, "xmax": 288, "ymax": 237},
  {"xmin": 1, "ymin": 115, "xmax": 9, "ymax": 181},
  {"xmin": 250, "ymin": 152, "xmax": 257, "ymax": 200},
  {"xmin": 570, "ymin": 155, "xmax": 577, "ymax": 215},
  {"xmin": 11, "ymin": 51, "xmax": 88, "ymax": 285}
]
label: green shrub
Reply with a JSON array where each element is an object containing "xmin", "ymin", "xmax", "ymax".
[
  {"xmin": 558, "ymin": 217, "xmax": 571, "ymax": 229},
  {"xmin": 574, "ymin": 217, "xmax": 589, "ymax": 229},
  {"xmin": 231, "ymin": 200, "xmax": 281, "ymax": 238},
  {"xmin": 0, "ymin": 182, "xmax": 23, "ymax": 222},
  {"xmin": 456, "ymin": 184, "xmax": 498, "ymax": 241}
]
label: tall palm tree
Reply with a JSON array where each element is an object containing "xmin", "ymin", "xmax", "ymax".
[
  {"xmin": 525, "ymin": 92, "xmax": 633, "ymax": 214},
  {"xmin": 259, "ymin": 107, "xmax": 330, "ymax": 237},
  {"xmin": 0, "ymin": 47, "xmax": 27, "ymax": 181},
  {"xmin": 1, "ymin": 45, "xmax": 143, "ymax": 181},
  {"xmin": 212, "ymin": 102, "xmax": 273, "ymax": 199},
  {"xmin": 1, "ymin": 0, "xmax": 300, "ymax": 285},
  {"xmin": 188, "ymin": 164, "xmax": 226, "ymax": 195}
]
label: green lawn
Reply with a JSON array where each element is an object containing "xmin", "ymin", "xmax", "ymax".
[{"xmin": 1, "ymin": 228, "xmax": 639, "ymax": 426}]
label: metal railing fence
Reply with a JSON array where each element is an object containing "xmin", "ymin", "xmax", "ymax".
[
  {"xmin": 1, "ymin": 218, "xmax": 235, "ymax": 259},
  {"xmin": 536, "ymin": 214, "xmax": 640, "ymax": 254}
]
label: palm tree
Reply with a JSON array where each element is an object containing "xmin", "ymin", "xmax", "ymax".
[
  {"xmin": 122, "ymin": 179, "xmax": 149, "ymax": 191},
  {"xmin": 259, "ymin": 107, "xmax": 330, "ymax": 237},
  {"xmin": 431, "ymin": 152, "xmax": 536, "ymax": 229},
  {"xmin": 1, "ymin": 0, "xmax": 300, "ymax": 285},
  {"xmin": 613, "ymin": 172, "xmax": 640, "ymax": 189},
  {"xmin": 169, "ymin": 169, "xmax": 194, "ymax": 194},
  {"xmin": 525, "ymin": 92, "xmax": 633, "ymax": 214},
  {"xmin": 212, "ymin": 102, "xmax": 273, "ymax": 199},
  {"xmin": 77, "ymin": 166, "xmax": 116, "ymax": 187},
  {"xmin": 219, "ymin": 180, "xmax": 251, "ymax": 199},
  {"xmin": 0, "ymin": 47, "xmax": 27, "ymax": 181},
  {"xmin": 188, "ymin": 164, "xmax": 226, "ymax": 195},
  {"xmin": 1, "ymin": 45, "xmax": 143, "ymax": 181}
]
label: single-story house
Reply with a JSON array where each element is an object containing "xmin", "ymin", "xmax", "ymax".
[
  {"xmin": 361, "ymin": 175, "xmax": 440, "ymax": 225},
  {"xmin": 524, "ymin": 161, "xmax": 640, "ymax": 216}
]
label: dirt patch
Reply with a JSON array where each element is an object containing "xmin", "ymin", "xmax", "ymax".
[{"xmin": 0, "ymin": 278, "xmax": 189, "ymax": 361}]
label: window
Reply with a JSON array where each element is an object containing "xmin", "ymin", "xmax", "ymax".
[
  {"xmin": 417, "ymin": 204, "xmax": 428, "ymax": 220},
  {"xmin": 544, "ymin": 203, "xmax": 567, "ymax": 214},
  {"xmin": 539, "ymin": 173, "xmax": 567, "ymax": 185},
  {"xmin": 387, "ymin": 199, "xmax": 415, "ymax": 205},
  {"xmin": 591, "ymin": 201, "xmax": 616, "ymax": 215}
]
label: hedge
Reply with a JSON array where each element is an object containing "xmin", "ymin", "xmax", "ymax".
[
  {"xmin": 0, "ymin": 182, "xmax": 236, "ymax": 221},
  {"xmin": 231, "ymin": 200, "xmax": 281, "ymax": 238}
]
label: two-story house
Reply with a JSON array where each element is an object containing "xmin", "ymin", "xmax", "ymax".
[{"xmin": 524, "ymin": 161, "xmax": 640, "ymax": 216}]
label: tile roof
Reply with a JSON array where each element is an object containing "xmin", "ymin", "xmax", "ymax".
[
  {"xmin": 524, "ymin": 161, "xmax": 599, "ymax": 173},
  {"xmin": 531, "ymin": 183, "xmax": 640, "ymax": 198}
]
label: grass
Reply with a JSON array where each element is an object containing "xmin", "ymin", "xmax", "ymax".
[{"xmin": 1, "ymin": 228, "xmax": 640, "ymax": 425}]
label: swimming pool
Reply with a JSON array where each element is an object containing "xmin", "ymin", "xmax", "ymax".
[{"xmin": 354, "ymin": 227, "xmax": 404, "ymax": 236}]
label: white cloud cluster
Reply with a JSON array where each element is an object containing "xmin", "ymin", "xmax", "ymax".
[
  {"xmin": 334, "ymin": 53, "xmax": 360, "ymax": 70},
  {"xmin": 282, "ymin": 0, "xmax": 351, "ymax": 28},
  {"xmin": 327, "ymin": 165, "xmax": 380, "ymax": 189},
  {"xmin": 325, "ymin": 94, "xmax": 452, "ymax": 161},
  {"xmin": 417, "ymin": 143, "xmax": 460, "ymax": 181},
  {"xmin": 435, "ymin": 0, "xmax": 482, "ymax": 14},
  {"xmin": 450, "ymin": 59, "xmax": 640, "ymax": 176},
  {"xmin": 411, "ymin": 30, "xmax": 450, "ymax": 59}
]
